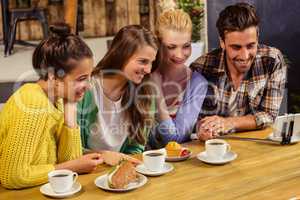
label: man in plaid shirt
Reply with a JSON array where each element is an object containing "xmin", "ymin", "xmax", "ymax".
[{"xmin": 191, "ymin": 3, "xmax": 287, "ymax": 140}]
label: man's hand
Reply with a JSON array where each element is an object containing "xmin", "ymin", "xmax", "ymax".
[
  {"xmin": 201, "ymin": 115, "xmax": 235, "ymax": 134},
  {"xmin": 197, "ymin": 115, "xmax": 235, "ymax": 141},
  {"xmin": 196, "ymin": 120, "xmax": 218, "ymax": 141}
]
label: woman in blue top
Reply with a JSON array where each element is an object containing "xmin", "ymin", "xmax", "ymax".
[{"xmin": 149, "ymin": 8, "xmax": 207, "ymax": 147}]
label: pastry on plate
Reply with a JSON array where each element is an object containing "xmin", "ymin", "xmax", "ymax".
[{"xmin": 107, "ymin": 160, "xmax": 138, "ymax": 189}]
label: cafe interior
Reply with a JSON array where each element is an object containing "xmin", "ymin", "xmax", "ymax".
[{"xmin": 0, "ymin": 0, "xmax": 300, "ymax": 199}]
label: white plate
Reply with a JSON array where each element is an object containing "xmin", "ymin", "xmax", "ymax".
[
  {"xmin": 40, "ymin": 182, "xmax": 81, "ymax": 198},
  {"xmin": 268, "ymin": 133, "xmax": 300, "ymax": 144},
  {"xmin": 165, "ymin": 150, "xmax": 192, "ymax": 162},
  {"xmin": 94, "ymin": 173, "xmax": 147, "ymax": 192},
  {"xmin": 197, "ymin": 151, "xmax": 237, "ymax": 165},
  {"xmin": 135, "ymin": 163, "xmax": 174, "ymax": 176}
]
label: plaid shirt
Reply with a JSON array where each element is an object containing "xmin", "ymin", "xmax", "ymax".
[{"xmin": 190, "ymin": 44, "xmax": 287, "ymax": 128}]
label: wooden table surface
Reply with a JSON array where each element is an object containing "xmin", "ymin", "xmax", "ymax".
[{"xmin": 1, "ymin": 128, "xmax": 300, "ymax": 200}]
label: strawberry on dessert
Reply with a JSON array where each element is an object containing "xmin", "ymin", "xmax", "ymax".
[
  {"xmin": 180, "ymin": 148, "xmax": 190, "ymax": 157},
  {"xmin": 165, "ymin": 141, "xmax": 190, "ymax": 157}
]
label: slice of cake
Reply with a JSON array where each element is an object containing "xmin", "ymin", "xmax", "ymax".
[{"xmin": 107, "ymin": 160, "xmax": 138, "ymax": 189}]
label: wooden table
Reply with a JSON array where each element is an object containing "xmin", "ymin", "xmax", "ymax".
[{"xmin": 1, "ymin": 128, "xmax": 300, "ymax": 200}]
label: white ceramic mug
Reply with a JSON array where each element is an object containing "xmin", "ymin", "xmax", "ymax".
[
  {"xmin": 48, "ymin": 169, "xmax": 78, "ymax": 193},
  {"xmin": 143, "ymin": 149, "xmax": 166, "ymax": 172},
  {"xmin": 205, "ymin": 139, "xmax": 231, "ymax": 160}
]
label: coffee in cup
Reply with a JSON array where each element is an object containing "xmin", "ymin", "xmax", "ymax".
[
  {"xmin": 205, "ymin": 139, "xmax": 231, "ymax": 160},
  {"xmin": 48, "ymin": 169, "xmax": 78, "ymax": 193},
  {"xmin": 143, "ymin": 149, "xmax": 166, "ymax": 172}
]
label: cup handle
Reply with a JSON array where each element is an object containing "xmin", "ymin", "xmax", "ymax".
[
  {"xmin": 226, "ymin": 143, "xmax": 231, "ymax": 153},
  {"xmin": 72, "ymin": 172, "xmax": 78, "ymax": 184}
]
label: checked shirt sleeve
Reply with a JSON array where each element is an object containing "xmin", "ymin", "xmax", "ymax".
[{"xmin": 254, "ymin": 52, "xmax": 287, "ymax": 128}]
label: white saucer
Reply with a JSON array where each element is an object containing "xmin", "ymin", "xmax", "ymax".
[
  {"xmin": 40, "ymin": 182, "xmax": 81, "ymax": 198},
  {"xmin": 135, "ymin": 163, "xmax": 174, "ymax": 176},
  {"xmin": 94, "ymin": 173, "xmax": 147, "ymax": 192},
  {"xmin": 197, "ymin": 151, "xmax": 237, "ymax": 165},
  {"xmin": 268, "ymin": 133, "xmax": 300, "ymax": 144}
]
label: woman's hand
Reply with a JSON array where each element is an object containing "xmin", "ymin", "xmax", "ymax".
[
  {"xmin": 55, "ymin": 153, "xmax": 103, "ymax": 173},
  {"xmin": 196, "ymin": 120, "xmax": 219, "ymax": 141},
  {"xmin": 197, "ymin": 127, "xmax": 217, "ymax": 141},
  {"xmin": 101, "ymin": 151, "xmax": 142, "ymax": 166},
  {"xmin": 200, "ymin": 116, "xmax": 235, "ymax": 135}
]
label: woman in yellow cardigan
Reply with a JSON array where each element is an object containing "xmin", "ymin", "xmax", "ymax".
[{"xmin": 0, "ymin": 23, "xmax": 103, "ymax": 189}]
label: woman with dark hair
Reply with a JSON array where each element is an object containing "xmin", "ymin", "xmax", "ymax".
[
  {"xmin": 0, "ymin": 23, "xmax": 103, "ymax": 189},
  {"xmin": 77, "ymin": 25, "xmax": 158, "ymax": 162}
]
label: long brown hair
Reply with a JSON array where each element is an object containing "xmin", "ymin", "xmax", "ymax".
[{"xmin": 93, "ymin": 25, "xmax": 158, "ymax": 145}]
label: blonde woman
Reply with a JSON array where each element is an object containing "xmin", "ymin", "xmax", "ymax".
[{"xmin": 150, "ymin": 8, "xmax": 207, "ymax": 147}]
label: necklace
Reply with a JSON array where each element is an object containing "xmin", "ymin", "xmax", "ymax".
[{"xmin": 99, "ymin": 76, "xmax": 123, "ymax": 102}]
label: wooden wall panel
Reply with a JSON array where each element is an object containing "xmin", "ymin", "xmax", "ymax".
[
  {"xmin": 114, "ymin": 0, "xmax": 128, "ymax": 33},
  {"xmin": 114, "ymin": 0, "xmax": 140, "ymax": 34},
  {"xmin": 149, "ymin": 0, "xmax": 160, "ymax": 33},
  {"xmin": 0, "ymin": 1, "xmax": 160, "ymax": 40},
  {"xmin": 93, "ymin": 0, "xmax": 106, "ymax": 36},
  {"xmin": 16, "ymin": 0, "xmax": 47, "ymax": 40},
  {"xmin": 82, "ymin": 0, "xmax": 94, "ymax": 37},
  {"xmin": 16, "ymin": 21, "xmax": 30, "ymax": 40},
  {"xmin": 105, "ymin": 1, "xmax": 116, "ymax": 36},
  {"xmin": 82, "ymin": 0, "xmax": 106, "ymax": 37},
  {"xmin": 47, "ymin": 4, "xmax": 64, "ymax": 23},
  {"xmin": 0, "ymin": 0, "xmax": 62, "ymax": 41},
  {"xmin": 128, "ymin": 0, "xmax": 140, "ymax": 25}
]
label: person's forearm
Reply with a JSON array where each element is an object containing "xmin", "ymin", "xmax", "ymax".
[
  {"xmin": 174, "ymin": 72, "xmax": 208, "ymax": 136},
  {"xmin": 156, "ymin": 119, "xmax": 191, "ymax": 145},
  {"xmin": 55, "ymin": 160, "xmax": 78, "ymax": 171},
  {"xmin": 228, "ymin": 115, "xmax": 257, "ymax": 131}
]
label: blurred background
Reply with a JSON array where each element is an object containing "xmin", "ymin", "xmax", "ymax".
[{"xmin": 0, "ymin": 0, "xmax": 299, "ymax": 114}]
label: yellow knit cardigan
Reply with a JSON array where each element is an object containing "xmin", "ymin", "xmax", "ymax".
[{"xmin": 0, "ymin": 83, "xmax": 82, "ymax": 189}]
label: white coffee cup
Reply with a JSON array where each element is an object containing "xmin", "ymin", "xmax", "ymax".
[
  {"xmin": 48, "ymin": 169, "xmax": 78, "ymax": 193},
  {"xmin": 143, "ymin": 149, "xmax": 166, "ymax": 172},
  {"xmin": 205, "ymin": 139, "xmax": 231, "ymax": 160}
]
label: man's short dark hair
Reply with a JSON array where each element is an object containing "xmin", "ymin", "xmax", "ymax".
[{"xmin": 216, "ymin": 3, "xmax": 259, "ymax": 40}]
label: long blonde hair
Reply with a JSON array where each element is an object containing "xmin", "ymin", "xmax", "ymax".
[{"xmin": 93, "ymin": 25, "xmax": 158, "ymax": 145}]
